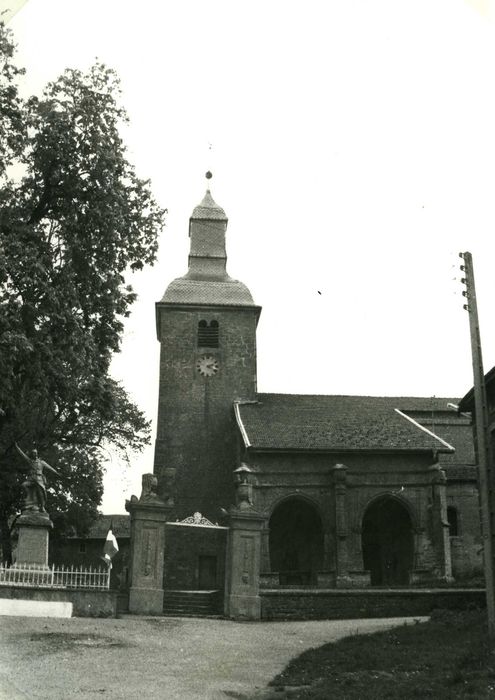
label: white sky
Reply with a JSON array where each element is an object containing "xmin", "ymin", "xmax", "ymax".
[{"xmin": 7, "ymin": 0, "xmax": 495, "ymax": 513}]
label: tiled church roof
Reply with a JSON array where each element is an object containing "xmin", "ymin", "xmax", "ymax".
[{"xmin": 235, "ymin": 394, "xmax": 463, "ymax": 454}]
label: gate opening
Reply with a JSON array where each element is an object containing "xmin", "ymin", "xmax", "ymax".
[
  {"xmin": 362, "ymin": 497, "xmax": 414, "ymax": 586},
  {"xmin": 269, "ymin": 498, "xmax": 324, "ymax": 585}
]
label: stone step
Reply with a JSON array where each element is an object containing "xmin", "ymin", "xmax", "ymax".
[
  {"xmin": 162, "ymin": 590, "xmax": 223, "ymax": 617},
  {"xmin": 163, "ymin": 600, "xmax": 220, "ymax": 607},
  {"xmin": 163, "ymin": 592, "xmax": 217, "ymax": 605},
  {"xmin": 163, "ymin": 602, "xmax": 212, "ymax": 608},
  {"xmin": 162, "ymin": 607, "xmax": 216, "ymax": 615}
]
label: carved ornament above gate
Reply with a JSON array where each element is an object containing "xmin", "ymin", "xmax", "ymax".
[{"xmin": 179, "ymin": 512, "xmax": 215, "ymax": 527}]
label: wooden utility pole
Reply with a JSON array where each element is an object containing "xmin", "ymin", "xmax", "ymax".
[{"xmin": 460, "ymin": 251, "xmax": 495, "ymax": 638}]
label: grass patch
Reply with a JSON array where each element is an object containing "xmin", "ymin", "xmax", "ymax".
[{"xmin": 262, "ymin": 610, "xmax": 495, "ymax": 699}]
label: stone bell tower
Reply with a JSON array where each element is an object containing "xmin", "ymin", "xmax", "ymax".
[{"xmin": 153, "ymin": 176, "xmax": 261, "ymax": 520}]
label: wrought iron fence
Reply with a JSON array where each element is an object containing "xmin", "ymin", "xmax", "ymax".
[{"xmin": 0, "ymin": 563, "xmax": 111, "ymax": 590}]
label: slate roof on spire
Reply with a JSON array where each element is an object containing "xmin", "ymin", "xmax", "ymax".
[
  {"xmin": 191, "ymin": 189, "xmax": 227, "ymax": 220},
  {"xmin": 158, "ymin": 185, "xmax": 258, "ymax": 309},
  {"xmin": 161, "ymin": 278, "xmax": 256, "ymax": 305}
]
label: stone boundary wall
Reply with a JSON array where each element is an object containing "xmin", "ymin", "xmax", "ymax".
[
  {"xmin": 0, "ymin": 586, "xmax": 118, "ymax": 618},
  {"xmin": 260, "ymin": 588, "xmax": 486, "ymax": 620}
]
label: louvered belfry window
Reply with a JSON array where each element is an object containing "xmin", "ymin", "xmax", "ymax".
[{"xmin": 198, "ymin": 320, "xmax": 219, "ymax": 347}]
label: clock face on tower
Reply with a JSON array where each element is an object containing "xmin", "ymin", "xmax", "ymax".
[{"xmin": 196, "ymin": 355, "xmax": 220, "ymax": 377}]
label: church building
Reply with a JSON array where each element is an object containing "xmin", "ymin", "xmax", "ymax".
[{"xmin": 126, "ymin": 182, "xmax": 482, "ymax": 618}]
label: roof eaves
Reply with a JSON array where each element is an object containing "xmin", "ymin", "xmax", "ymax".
[
  {"xmin": 395, "ymin": 408, "xmax": 455, "ymax": 453},
  {"xmin": 244, "ymin": 445, "xmax": 444, "ymax": 455}
]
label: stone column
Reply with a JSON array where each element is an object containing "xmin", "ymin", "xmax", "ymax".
[
  {"xmin": 332, "ymin": 463, "xmax": 350, "ymax": 587},
  {"xmin": 429, "ymin": 463, "xmax": 453, "ymax": 583},
  {"xmin": 225, "ymin": 465, "xmax": 264, "ymax": 620},
  {"xmin": 260, "ymin": 525, "xmax": 270, "ymax": 573},
  {"xmin": 14, "ymin": 512, "xmax": 53, "ymax": 568},
  {"xmin": 126, "ymin": 474, "xmax": 171, "ymax": 615},
  {"xmin": 225, "ymin": 508, "xmax": 264, "ymax": 620}
]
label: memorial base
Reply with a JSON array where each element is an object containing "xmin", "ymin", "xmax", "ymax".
[{"xmin": 15, "ymin": 512, "xmax": 53, "ymax": 567}]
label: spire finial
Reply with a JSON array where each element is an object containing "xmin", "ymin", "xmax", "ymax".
[
  {"xmin": 205, "ymin": 140, "xmax": 213, "ymax": 190},
  {"xmin": 205, "ymin": 170, "xmax": 213, "ymax": 194}
]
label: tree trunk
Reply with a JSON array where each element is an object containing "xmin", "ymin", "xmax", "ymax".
[{"xmin": 0, "ymin": 511, "xmax": 13, "ymax": 565}]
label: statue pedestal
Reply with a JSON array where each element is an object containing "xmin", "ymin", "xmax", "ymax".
[{"xmin": 14, "ymin": 512, "xmax": 53, "ymax": 568}]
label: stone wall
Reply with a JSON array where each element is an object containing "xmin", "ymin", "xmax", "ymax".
[
  {"xmin": 0, "ymin": 586, "xmax": 117, "ymax": 617},
  {"xmin": 163, "ymin": 523, "xmax": 227, "ymax": 590},
  {"xmin": 446, "ymin": 481, "xmax": 483, "ymax": 580},
  {"xmin": 250, "ymin": 450, "xmax": 446, "ymax": 580},
  {"xmin": 154, "ymin": 306, "xmax": 258, "ymax": 522},
  {"xmin": 260, "ymin": 588, "xmax": 486, "ymax": 620}
]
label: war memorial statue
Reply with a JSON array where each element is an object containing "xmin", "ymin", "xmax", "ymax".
[
  {"xmin": 9, "ymin": 444, "xmax": 60, "ymax": 567},
  {"xmin": 14, "ymin": 442, "xmax": 59, "ymax": 514}
]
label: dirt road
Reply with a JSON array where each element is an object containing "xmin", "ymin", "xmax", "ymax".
[{"xmin": 0, "ymin": 614, "xmax": 426, "ymax": 699}]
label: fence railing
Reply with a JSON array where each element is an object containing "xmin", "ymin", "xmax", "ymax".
[{"xmin": 0, "ymin": 563, "xmax": 111, "ymax": 590}]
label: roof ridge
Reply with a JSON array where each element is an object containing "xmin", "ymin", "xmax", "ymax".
[{"xmin": 254, "ymin": 392, "xmax": 460, "ymax": 402}]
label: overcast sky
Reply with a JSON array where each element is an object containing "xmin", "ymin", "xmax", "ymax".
[{"xmin": 7, "ymin": 0, "xmax": 495, "ymax": 512}]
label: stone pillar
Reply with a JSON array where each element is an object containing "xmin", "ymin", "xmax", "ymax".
[
  {"xmin": 225, "ymin": 465, "xmax": 264, "ymax": 619},
  {"xmin": 14, "ymin": 512, "xmax": 53, "ymax": 567},
  {"xmin": 225, "ymin": 508, "xmax": 264, "ymax": 620},
  {"xmin": 126, "ymin": 474, "xmax": 171, "ymax": 615},
  {"xmin": 332, "ymin": 463, "xmax": 350, "ymax": 587},
  {"xmin": 260, "ymin": 525, "xmax": 270, "ymax": 573},
  {"xmin": 429, "ymin": 463, "xmax": 453, "ymax": 583}
]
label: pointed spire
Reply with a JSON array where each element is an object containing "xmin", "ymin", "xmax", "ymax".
[
  {"xmin": 159, "ymin": 172, "xmax": 256, "ymax": 308},
  {"xmin": 191, "ymin": 172, "xmax": 227, "ymax": 221}
]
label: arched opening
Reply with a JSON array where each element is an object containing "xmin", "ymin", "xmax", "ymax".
[
  {"xmin": 269, "ymin": 498, "xmax": 324, "ymax": 585},
  {"xmin": 362, "ymin": 497, "xmax": 414, "ymax": 586}
]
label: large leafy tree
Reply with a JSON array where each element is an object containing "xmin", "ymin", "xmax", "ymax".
[{"xmin": 0, "ymin": 24, "xmax": 166, "ymax": 562}]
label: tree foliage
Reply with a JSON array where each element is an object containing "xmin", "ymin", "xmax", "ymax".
[{"xmin": 0, "ymin": 23, "xmax": 166, "ymax": 560}]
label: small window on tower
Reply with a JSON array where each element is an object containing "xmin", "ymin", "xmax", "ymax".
[
  {"xmin": 198, "ymin": 320, "xmax": 219, "ymax": 348},
  {"xmin": 447, "ymin": 506, "xmax": 459, "ymax": 537}
]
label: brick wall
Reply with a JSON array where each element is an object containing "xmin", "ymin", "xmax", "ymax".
[{"xmin": 260, "ymin": 588, "xmax": 486, "ymax": 620}]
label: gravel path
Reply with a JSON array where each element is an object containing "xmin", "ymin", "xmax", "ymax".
[{"xmin": 0, "ymin": 614, "xmax": 427, "ymax": 699}]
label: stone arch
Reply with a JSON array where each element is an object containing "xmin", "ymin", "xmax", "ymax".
[
  {"xmin": 266, "ymin": 492, "xmax": 324, "ymax": 522},
  {"xmin": 357, "ymin": 491, "xmax": 419, "ymax": 533},
  {"xmin": 361, "ymin": 494, "xmax": 415, "ymax": 586},
  {"xmin": 268, "ymin": 495, "xmax": 324, "ymax": 585}
]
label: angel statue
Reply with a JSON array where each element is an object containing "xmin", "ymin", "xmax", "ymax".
[{"xmin": 14, "ymin": 442, "xmax": 59, "ymax": 514}]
